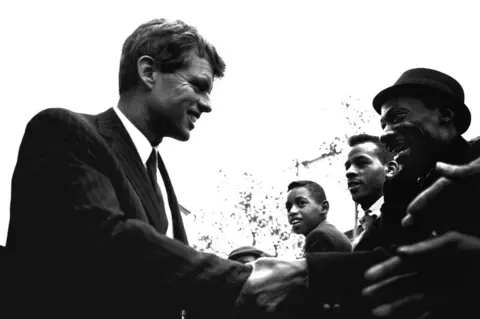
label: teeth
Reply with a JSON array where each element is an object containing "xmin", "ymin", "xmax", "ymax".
[
  {"xmin": 348, "ymin": 181, "xmax": 360, "ymax": 188},
  {"xmin": 290, "ymin": 220, "xmax": 301, "ymax": 225}
]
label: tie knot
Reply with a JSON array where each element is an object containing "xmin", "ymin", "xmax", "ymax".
[{"xmin": 147, "ymin": 148, "xmax": 158, "ymax": 168}]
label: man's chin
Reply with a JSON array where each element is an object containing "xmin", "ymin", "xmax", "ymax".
[
  {"xmin": 169, "ymin": 129, "xmax": 191, "ymax": 142},
  {"xmin": 397, "ymin": 148, "xmax": 433, "ymax": 174}
]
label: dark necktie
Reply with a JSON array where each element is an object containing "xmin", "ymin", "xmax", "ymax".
[{"xmin": 146, "ymin": 148, "xmax": 168, "ymax": 230}]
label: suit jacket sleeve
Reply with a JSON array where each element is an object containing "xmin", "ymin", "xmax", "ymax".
[
  {"xmin": 8, "ymin": 109, "xmax": 251, "ymax": 315},
  {"xmin": 306, "ymin": 248, "xmax": 391, "ymax": 314}
]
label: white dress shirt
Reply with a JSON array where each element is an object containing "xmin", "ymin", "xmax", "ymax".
[
  {"xmin": 352, "ymin": 196, "xmax": 384, "ymax": 248},
  {"xmin": 113, "ymin": 107, "xmax": 173, "ymax": 238}
]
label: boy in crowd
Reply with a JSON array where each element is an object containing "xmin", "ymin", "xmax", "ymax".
[{"xmin": 286, "ymin": 180, "xmax": 352, "ymax": 253}]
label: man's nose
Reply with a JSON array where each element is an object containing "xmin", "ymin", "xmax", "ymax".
[
  {"xmin": 288, "ymin": 206, "xmax": 299, "ymax": 215},
  {"xmin": 346, "ymin": 168, "xmax": 358, "ymax": 180},
  {"xmin": 198, "ymin": 95, "xmax": 212, "ymax": 113},
  {"xmin": 380, "ymin": 130, "xmax": 396, "ymax": 151}
]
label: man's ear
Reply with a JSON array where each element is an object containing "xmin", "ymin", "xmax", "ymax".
[
  {"xmin": 440, "ymin": 107, "xmax": 455, "ymax": 124},
  {"xmin": 385, "ymin": 160, "xmax": 399, "ymax": 178},
  {"xmin": 321, "ymin": 200, "xmax": 329, "ymax": 214},
  {"xmin": 137, "ymin": 55, "xmax": 156, "ymax": 90}
]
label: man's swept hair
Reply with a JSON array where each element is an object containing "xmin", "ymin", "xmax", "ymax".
[
  {"xmin": 348, "ymin": 133, "xmax": 393, "ymax": 164},
  {"xmin": 287, "ymin": 180, "xmax": 326, "ymax": 204},
  {"xmin": 118, "ymin": 18, "xmax": 226, "ymax": 94}
]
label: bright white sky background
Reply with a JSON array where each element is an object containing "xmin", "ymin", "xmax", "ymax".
[{"xmin": 1, "ymin": 0, "xmax": 479, "ymax": 246}]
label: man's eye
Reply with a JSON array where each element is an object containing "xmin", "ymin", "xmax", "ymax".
[
  {"xmin": 392, "ymin": 112, "xmax": 407, "ymax": 124},
  {"xmin": 392, "ymin": 116, "xmax": 404, "ymax": 124}
]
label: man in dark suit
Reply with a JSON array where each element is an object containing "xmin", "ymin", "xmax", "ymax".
[
  {"xmin": 286, "ymin": 180, "xmax": 351, "ymax": 253},
  {"xmin": 3, "ymin": 18, "xmax": 308, "ymax": 318}
]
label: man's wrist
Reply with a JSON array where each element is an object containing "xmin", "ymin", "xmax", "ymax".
[
  {"xmin": 292, "ymin": 258, "xmax": 307, "ymax": 274},
  {"xmin": 291, "ymin": 258, "xmax": 308, "ymax": 287}
]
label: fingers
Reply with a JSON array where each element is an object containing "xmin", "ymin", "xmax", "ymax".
[
  {"xmin": 365, "ymin": 256, "xmax": 408, "ymax": 282},
  {"xmin": 396, "ymin": 232, "xmax": 458, "ymax": 257},
  {"xmin": 371, "ymin": 293, "xmax": 428, "ymax": 318},
  {"xmin": 363, "ymin": 272, "xmax": 421, "ymax": 306},
  {"xmin": 436, "ymin": 161, "xmax": 480, "ymax": 182},
  {"xmin": 403, "ymin": 177, "xmax": 454, "ymax": 228}
]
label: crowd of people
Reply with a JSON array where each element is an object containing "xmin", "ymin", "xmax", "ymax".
[{"xmin": 2, "ymin": 18, "xmax": 480, "ymax": 319}]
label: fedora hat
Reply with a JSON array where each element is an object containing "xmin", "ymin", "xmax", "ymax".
[
  {"xmin": 372, "ymin": 68, "xmax": 471, "ymax": 134},
  {"xmin": 227, "ymin": 246, "xmax": 271, "ymax": 260}
]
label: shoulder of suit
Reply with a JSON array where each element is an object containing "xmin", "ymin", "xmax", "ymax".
[
  {"xmin": 309, "ymin": 222, "xmax": 344, "ymax": 238},
  {"xmin": 24, "ymin": 108, "xmax": 102, "ymax": 147},
  {"xmin": 29, "ymin": 108, "xmax": 95, "ymax": 130}
]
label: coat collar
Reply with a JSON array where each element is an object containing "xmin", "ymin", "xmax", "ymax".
[{"xmin": 95, "ymin": 108, "xmax": 168, "ymax": 234}]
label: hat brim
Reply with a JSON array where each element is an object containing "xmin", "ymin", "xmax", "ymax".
[
  {"xmin": 372, "ymin": 83, "xmax": 471, "ymax": 134},
  {"xmin": 228, "ymin": 250, "xmax": 265, "ymax": 259}
]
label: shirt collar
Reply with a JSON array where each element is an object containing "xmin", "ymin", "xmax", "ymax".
[
  {"xmin": 366, "ymin": 196, "xmax": 384, "ymax": 216},
  {"xmin": 113, "ymin": 106, "xmax": 155, "ymax": 165},
  {"xmin": 358, "ymin": 196, "xmax": 384, "ymax": 225}
]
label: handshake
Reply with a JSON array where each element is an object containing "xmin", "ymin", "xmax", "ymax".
[{"xmin": 233, "ymin": 257, "xmax": 309, "ymax": 318}]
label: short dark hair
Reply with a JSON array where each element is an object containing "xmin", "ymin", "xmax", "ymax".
[
  {"xmin": 118, "ymin": 18, "xmax": 226, "ymax": 94},
  {"xmin": 348, "ymin": 133, "xmax": 393, "ymax": 164},
  {"xmin": 287, "ymin": 180, "xmax": 326, "ymax": 204}
]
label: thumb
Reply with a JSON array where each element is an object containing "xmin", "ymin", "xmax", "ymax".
[
  {"xmin": 436, "ymin": 162, "xmax": 476, "ymax": 182},
  {"xmin": 397, "ymin": 232, "xmax": 457, "ymax": 257}
]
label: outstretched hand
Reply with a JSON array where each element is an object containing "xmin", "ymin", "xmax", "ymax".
[
  {"xmin": 362, "ymin": 231, "xmax": 480, "ymax": 318},
  {"xmin": 403, "ymin": 159, "xmax": 480, "ymax": 231}
]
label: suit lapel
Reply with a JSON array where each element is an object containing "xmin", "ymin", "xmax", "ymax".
[
  {"xmin": 353, "ymin": 218, "xmax": 382, "ymax": 251},
  {"xmin": 157, "ymin": 152, "xmax": 188, "ymax": 244},
  {"xmin": 95, "ymin": 108, "xmax": 168, "ymax": 234}
]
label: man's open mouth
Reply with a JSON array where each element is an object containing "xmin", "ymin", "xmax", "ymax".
[
  {"xmin": 387, "ymin": 135, "xmax": 413, "ymax": 156},
  {"xmin": 289, "ymin": 218, "xmax": 302, "ymax": 226},
  {"xmin": 347, "ymin": 180, "xmax": 362, "ymax": 190}
]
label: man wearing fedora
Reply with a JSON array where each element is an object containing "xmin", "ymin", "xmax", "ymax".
[
  {"xmin": 339, "ymin": 67, "xmax": 480, "ymax": 252},
  {"xmin": 271, "ymin": 68, "xmax": 480, "ymax": 318},
  {"xmin": 358, "ymin": 68, "xmax": 480, "ymax": 318}
]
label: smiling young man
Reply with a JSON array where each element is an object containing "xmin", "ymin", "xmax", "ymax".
[
  {"xmin": 345, "ymin": 134, "xmax": 396, "ymax": 248},
  {"xmin": 286, "ymin": 180, "xmax": 352, "ymax": 253}
]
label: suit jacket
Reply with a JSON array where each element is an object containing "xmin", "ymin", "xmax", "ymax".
[
  {"xmin": 305, "ymin": 136, "xmax": 480, "ymax": 318},
  {"xmin": 4, "ymin": 108, "xmax": 251, "ymax": 318},
  {"xmin": 304, "ymin": 221, "xmax": 352, "ymax": 253}
]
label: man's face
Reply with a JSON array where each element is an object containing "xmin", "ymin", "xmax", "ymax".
[
  {"xmin": 147, "ymin": 50, "xmax": 213, "ymax": 141},
  {"xmin": 380, "ymin": 97, "xmax": 451, "ymax": 175},
  {"xmin": 345, "ymin": 142, "xmax": 386, "ymax": 205},
  {"xmin": 286, "ymin": 187, "xmax": 326, "ymax": 236}
]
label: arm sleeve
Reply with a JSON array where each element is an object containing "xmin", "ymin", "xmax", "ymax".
[
  {"xmin": 306, "ymin": 248, "xmax": 390, "ymax": 311},
  {"xmin": 8, "ymin": 109, "xmax": 251, "ymax": 315}
]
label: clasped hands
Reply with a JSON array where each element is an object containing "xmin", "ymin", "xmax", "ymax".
[{"xmin": 233, "ymin": 257, "xmax": 308, "ymax": 317}]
